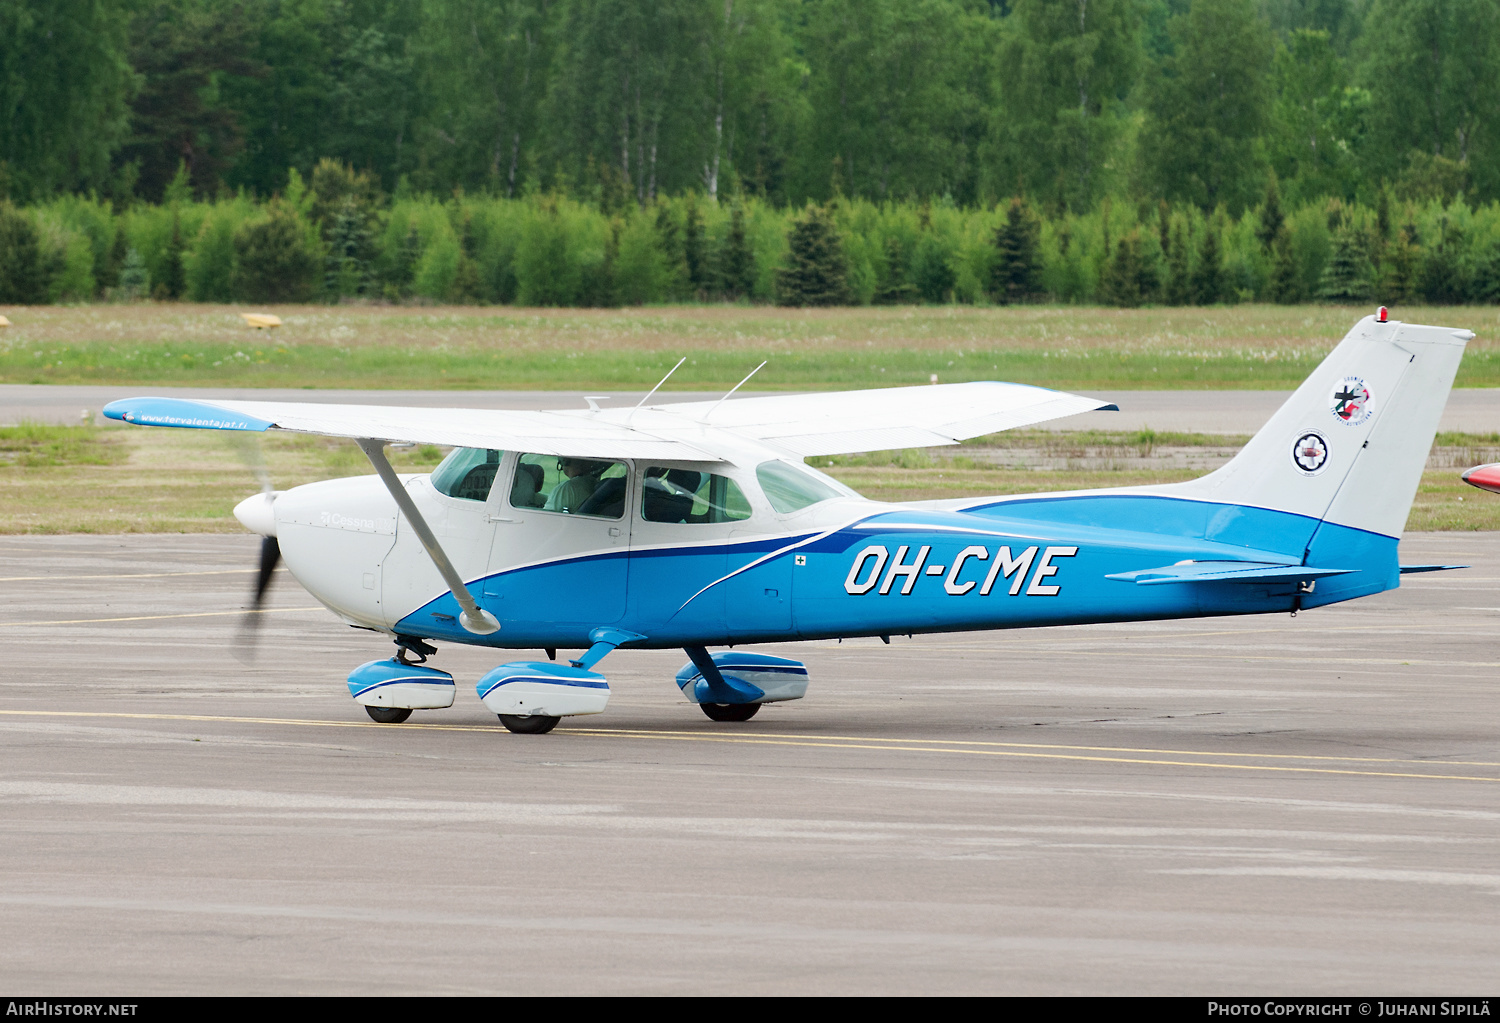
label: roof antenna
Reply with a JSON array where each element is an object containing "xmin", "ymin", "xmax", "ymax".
[
  {"xmin": 634, "ymin": 356, "xmax": 687, "ymax": 410},
  {"xmin": 703, "ymin": 361, "xmax": 766, "ymax": 421}
]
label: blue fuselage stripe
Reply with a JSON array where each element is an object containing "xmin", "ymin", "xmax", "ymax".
[{"xmin": 395, "ymin": 495, "xmax": 1398, "ymax": 649}]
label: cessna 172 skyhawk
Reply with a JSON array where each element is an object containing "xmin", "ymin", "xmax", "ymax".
[{"xmin": 104, "ymin": 312, "xmax": 1470, "ymax": 734}]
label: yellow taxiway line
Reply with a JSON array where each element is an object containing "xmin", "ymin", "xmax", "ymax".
[
  {"xmin": 0, "ymin": 607, "xmax": 323, "ymax": 627},
  {"xmin": 0, "ymin": 709, "xmax": 1496, "ymax": 783},
  {"xmin": 0, "ymin": 569, "xmax": 265, "ymax": 582}
]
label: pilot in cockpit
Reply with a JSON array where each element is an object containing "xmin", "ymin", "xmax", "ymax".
[{"xmin": 546, "ymin": 457, "xmax": 607, "ymax": 513}]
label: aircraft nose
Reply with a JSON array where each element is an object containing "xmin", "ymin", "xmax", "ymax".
[{"xmin": 233, "ymin": 491, "xmax": 280, "ymax": 537}]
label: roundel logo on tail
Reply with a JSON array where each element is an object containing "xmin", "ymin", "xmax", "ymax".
[
  {"xmin": 1331, "ymin": 376, "xmax": 1373, "ymax": 425},
  {"xmin": 1292, "ymin": 431, "xmax": 1329, "ymax": 476}
]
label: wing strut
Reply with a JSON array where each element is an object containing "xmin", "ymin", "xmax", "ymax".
[{"xmin": 356, "ymin": 439, "xmax": 500, "ymax": 636}]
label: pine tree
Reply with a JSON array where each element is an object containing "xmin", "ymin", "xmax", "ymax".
[
  {"xmin": 326, "ymin": 198, "xmax": 373, "ymax": 299},
  {"xmin": 682, "ymin": 199, "xmax": 709, "ymax": 299},
  {"xmin": 1099, "ymin": 230, "xmax": 1148, "ymax": 308},
  {"xmin": 155, "ymin": 215, "xmax": 187, "ymax": 301},
  {"xmin": 655, "ymin": 205, "xmax": 689, "ymax": 300},
  {"xmin": 1318, "ymin": 228, "xmax": 1374, "ymax": 303},
  {"xmin": 873, "ymin": 236, "xmax": 917, "ymax": 305},
  {"xmin": 385, "ymin": 225, "xmax": 423, "ymax": 302},
  {"xmin": 448, "ymin": 210, "xmax": 481, "ymax": 304},
  {"xmin": 775, "ymin": 204, "xmax": 849, "ymax": 307},
  {"xmin": 1192, "ymin": 227, "xmax": 1224, "ymax": 305},
  {"xmin": 117, "ymin": 247, "xmax": 150, "ymax": 301},
  {"xmin": 0, "ymin": 203, "xmax": 47, "ymax": 304},
  {"xmin": 1418, "ymin": 218, "xmax": 1469, "ymax": 305},
  {"xmin": 1267, "ymin": 235, "xmax": 1305, "ymax": 304},
  {"xmin": 718, "ymin": 205, "xmax": 755, "ymax": 301},
  {"xmin": 1471, "ymin": 247, "xmax": 1500, "ymax": 305},
  {"xmin": 990, "ymin": 197, "xmax": 1042, "ymax": 304},
  {"xmin": 1164, "ymin": 221, "xmax": 1191, "ymax": 306},
  {"xmin": 1256, "ymin": 174, "xmax": 1284, "ymax": 250},
  {"xmin": 103, "ymin": 225, "xmax": 128, "ymax": 294},
  {"xmin": 913, "ymin": 233, "xmax": 956, "ymax": 304},
  {"xmin": 1381, "ymin": 225, "xmax": 1420, "ymax": 305}
]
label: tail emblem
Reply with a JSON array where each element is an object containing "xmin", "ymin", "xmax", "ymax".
[
  {"xmin": 1293, "ymin": 431, "xmax": 1330, "ymax": 475},
  {"xmin": 1331, "ymin": 376, "xmax": 1373, "ymax": 426}
]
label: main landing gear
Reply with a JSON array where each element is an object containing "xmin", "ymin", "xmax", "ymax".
[
  {"xmin": 498, "ymin": 714, "xmax": 561, "ymax": 735},
  {"xmin": 348, "ymin": 633, "xmax": 811, "ymax": 733},
  {"xmin": 677, "ymin": 648, "xmax": 807, "ymax": 723},
  {"xmin": 700, "ymin": 702, "xmax": 760, "ymax": 722}
]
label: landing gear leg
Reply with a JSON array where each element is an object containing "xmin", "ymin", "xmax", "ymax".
[{"xmin": 498, "ymin": 714, "xmax": 561, "ymax": 735}]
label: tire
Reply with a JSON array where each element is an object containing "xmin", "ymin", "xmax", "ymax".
[
  {"xmin": 700, "ymin": 702, "xmax": 760, "ymax": 722},
  {"xmin": 365, "ymin": 706, "xmax": 413, "ymax": 724},
  {"xmin": 499, "ymin": 714, "xmax": 561, "ymax": 735}
]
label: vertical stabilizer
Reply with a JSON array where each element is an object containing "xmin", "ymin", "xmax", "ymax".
[{"xmin": 1166, "ymin": 315, "xmax": 1471, "ymax": 539}]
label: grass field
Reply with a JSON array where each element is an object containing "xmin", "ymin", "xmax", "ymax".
[
  {"xmin": 4, "ymin": 303, "xmax": 1500, "ymax": 391},
  {"xmin": 4, "ymin": 422, "xmax": 1496, "ymax": 534}
]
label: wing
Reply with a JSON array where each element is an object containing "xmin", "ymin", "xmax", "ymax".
[
  {"xmin": 653, "ymin": 381, "xmax": 1117, "ymax": 457},
  {"xmin": 102, "ymin": 380, "xmax": 1114, "ymax": 461},
  {"xmin": 102, "ymin": 396, "xmax": 727, "ymax": 461}
]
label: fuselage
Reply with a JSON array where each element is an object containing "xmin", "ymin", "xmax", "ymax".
[{"xmin": 270, "ymin": 451, "xmax": 1398, "ymax": 654}]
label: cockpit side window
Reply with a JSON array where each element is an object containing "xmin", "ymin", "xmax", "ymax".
[
  {"xmin": 641, "ymin": 468, "xmax": 753, "ymax": 523},
  {"xmin": 755, "ymin": 460, "xmax": 845, "ymax": 513},
  {"xmin": 510, "ymin": 454, "xmax": 628, "ymax": 518},
  {"xmin": 430, "ymin": 447, "xmax": 504, "ymax": 502}
]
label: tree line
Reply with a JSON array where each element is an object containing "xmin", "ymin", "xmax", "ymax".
[
  {"xmin": 3, "ymin": 0, "xmax": 1499, "ymax": 215},
  {"xmin": 4, "ymin": 161, "xmax": 1500, "ymax": 307}
]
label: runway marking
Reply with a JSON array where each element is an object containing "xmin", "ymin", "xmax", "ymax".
[
  {"xmin": 0, "ymin": 710, "xmax": 1496, "ymax": 783},
  {"xmin": 0, "ymin": 568, "xmax": 266, "ymax": 582},
  {"xmin": 0, "ymin": 607, "xmax": 323, "ymax": 627}
]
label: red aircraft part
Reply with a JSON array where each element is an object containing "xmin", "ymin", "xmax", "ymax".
[{"xmin": 1462, "ymin": 463, "xmax": 1500, "ymax": 494}]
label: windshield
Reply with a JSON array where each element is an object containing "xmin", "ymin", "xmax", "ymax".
[
  {"xmin": 756, "ymin": 460, "xmax": 846, "ymax": 514},
  {"xmin": 430, "ymin": 447, "xmax": 502, "ymax": 501}
]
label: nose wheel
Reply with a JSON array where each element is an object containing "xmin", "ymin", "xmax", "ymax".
[
  {"xmin": 700, "ymin": 702, "xmax": 760, "ymax": 722},
  {"xmin": 365, "ymin": 706, "xmax": 413, "ymax": 724}
]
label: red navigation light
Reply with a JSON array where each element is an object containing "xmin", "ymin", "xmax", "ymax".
[{"xmin": 1377, "ymin": 306, "xmax": 1389, "ymax": 322}]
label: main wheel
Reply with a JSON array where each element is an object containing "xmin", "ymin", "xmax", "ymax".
[
  {"xmin": 499, "ymin": 714, "xmax": 561, "ymax": 735},
  {"xmin": 700, "ymin": 702, "xmax": 760, "ymax": 722},
  {"xmin": 365, "ymin": 706, "xmax": 413, "ymax": 724}
]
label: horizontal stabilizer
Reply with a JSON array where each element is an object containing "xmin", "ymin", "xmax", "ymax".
[
  {"xmin": 1105, "ymin": 562, "xmax": 1356, "ymax": 587},
  {"xmin": 1398, "ymin": 564, "xmax": 1468, "ymax": 574}
]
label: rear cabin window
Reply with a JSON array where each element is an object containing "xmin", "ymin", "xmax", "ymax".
[
  {"xmin": 430, "ymin": 447, "xmax": 503, "ymax": 502},
  {"xmin": 510, "ymin": 454, "xmax": 629, "ymax": 518},
  {"xmin": 641, "ymin": 468, "xmax": 752, "ymax": 523},
  {"xmin": 756, "ymin": 460, "xmax": 844, "ymax": 514}
]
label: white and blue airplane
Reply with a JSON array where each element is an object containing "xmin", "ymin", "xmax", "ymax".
[{"xmin": 104, "ymin": 312, "xmax": 1470, "ymax": 734}]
